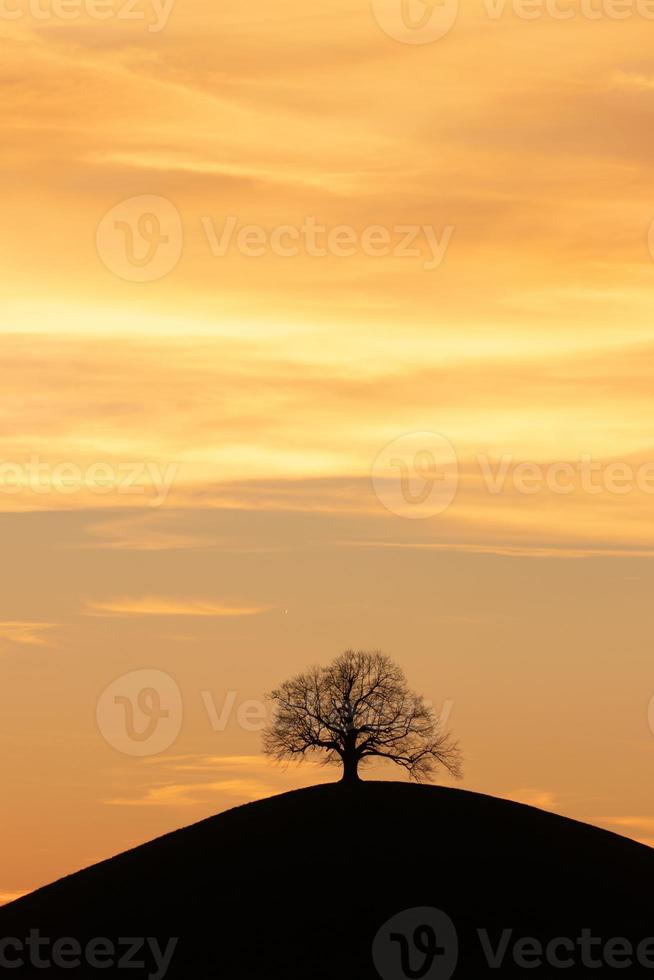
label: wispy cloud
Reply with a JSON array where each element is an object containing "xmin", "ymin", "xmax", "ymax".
[
  {"xmin": 83, "ymin": 596, "xmax": 272, "ymax": 618},
  {"xmin": 610, "ymin": 71, "xmax": 654, "ymax": 91},
  {"xmin": 510, "ymin": 789, "xmax": 557, "ymax": 811},
  {"xmin": 160, "ymin": 755, "xmax": 271, "ymax": 772},
  {"xmin": 106, "ymin": 779, "xmax": 273, "ymax": 807},
  {"xmin": 104, "ymin": 755, "xmax": 326, "ymax": 808},
  {"xmin": 0, "ymin": 622, "xmax": 58, "ymax": 648},
  {"xmin": 602, "ymin": 816, "xmax": 654, "ymax": 831},
  {"xmin": 598, "ymin": 816, "xmax": 654, "ymax": 848}
]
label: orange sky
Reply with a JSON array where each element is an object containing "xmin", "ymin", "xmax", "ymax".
[{"xmin": 2, "ymin": 0, "xmax": 654, "ymax": 900}]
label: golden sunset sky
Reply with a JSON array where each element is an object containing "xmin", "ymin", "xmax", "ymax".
[{"xmin": 2, "ymin": 0, "xmax": 654, "ymax": 901}]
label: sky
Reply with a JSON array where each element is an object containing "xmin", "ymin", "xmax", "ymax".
[{"xmin": 2, "ymin": 0, "xmax": 654, "ymax": 900}]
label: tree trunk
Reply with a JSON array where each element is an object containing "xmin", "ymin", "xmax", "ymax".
[{"xmin": 341, "ymin": 748, "xmax": 360, "ymax": 784}]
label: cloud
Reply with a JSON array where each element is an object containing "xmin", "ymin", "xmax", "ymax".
[
  {"xmin": 161, "ymin": 755, "xmax": 272, "ymax": 772},
  {"xmin": 86, "ymin": 513, "xmax": 204, "ymax": 552},
  {"xmin": 602, "ymin": 816, "xmax": 654, "ymax": 831},
  {"xmin": 510, "ymin": 789, "xmax": 557, "ymax": 811},
  {"xmin": 0, "ymin": 622, "xmax": 58, "ymax": 648},
  {"xmin": 599, "ymin": 816, "xmax": 654, "ymax": 848},
  {"xmin": 83, "ymin": 596, "xmax": 272, "ymax": 618},
  {"xmin": 610, "ymin": 71, "xmax": 654, "ymax": 91},
  {"xmin": 104, "ymin": 755, "xmax": 327, "ymax": 808},
  {"xmin": 105, "ymin": 779, "xmax": 273, "ymax": 807}
]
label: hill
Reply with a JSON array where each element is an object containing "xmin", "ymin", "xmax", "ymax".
[{"xmin": 1, "ymin": 782, "xmax": 654, "ymax": 978}]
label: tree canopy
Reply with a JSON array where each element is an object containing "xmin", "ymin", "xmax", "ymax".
[{"xmin": 263, "ymin": 650, "xmax": 462, "ymax": 784}]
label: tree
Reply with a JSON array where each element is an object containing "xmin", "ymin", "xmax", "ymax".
[{"xmin": 263, "ymin": 650, "xmax": 462, "ymax": 785}]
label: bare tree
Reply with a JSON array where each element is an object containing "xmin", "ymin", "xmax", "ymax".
[{"xmin": 263, "ymin": 650, "xmax": 462, "ymax": 784}]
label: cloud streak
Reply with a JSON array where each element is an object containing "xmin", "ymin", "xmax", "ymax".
[
  {"xmin": 0, "ymin": 622, "xmax": 58, "ymax": 648},
  {"xmin": 104, "ymin": 755, "xmax": 327, "ymax": 808},
  {"xmin": 83, "ymin": 596, "xmax": 272, "ymax": 618}
]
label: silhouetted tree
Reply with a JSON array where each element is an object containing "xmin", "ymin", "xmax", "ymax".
[{"xmin": 263, "ymin": 650, "xmax": 462, "ymax": 785}]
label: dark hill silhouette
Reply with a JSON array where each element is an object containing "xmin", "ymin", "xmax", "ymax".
[{"xmin": 2, "ymin": 782, "xmax": 654, "ymax": 978}]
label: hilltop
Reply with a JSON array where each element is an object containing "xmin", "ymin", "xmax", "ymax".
[{"xmin": 2, "ymin": 782, "xmax": 654, "ymax": 977}]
